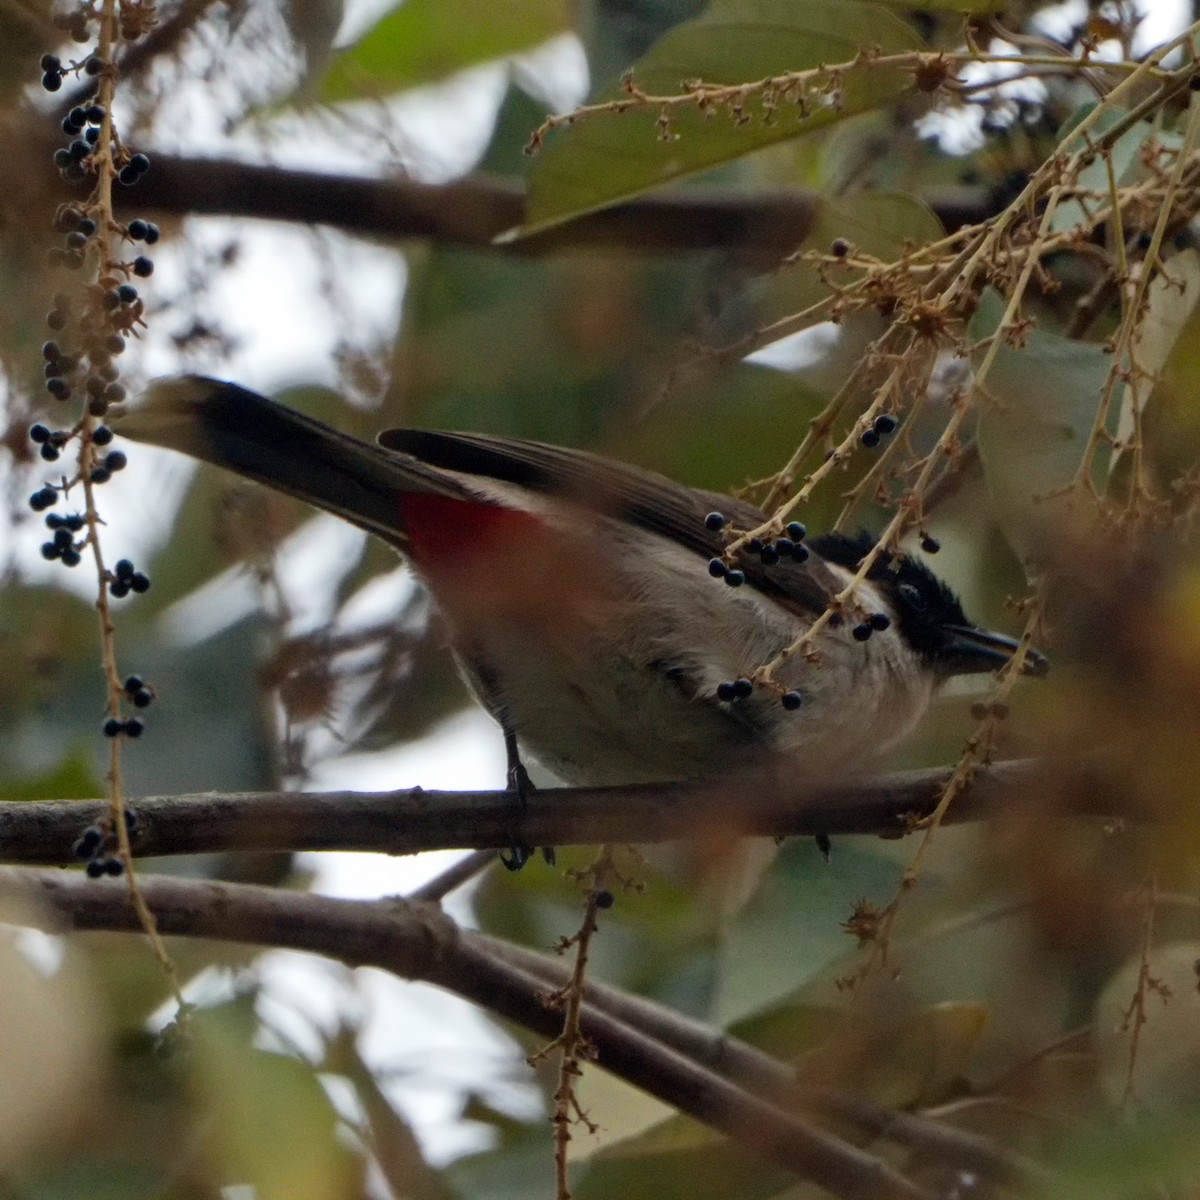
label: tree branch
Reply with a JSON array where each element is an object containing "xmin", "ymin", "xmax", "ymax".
[
  {"xmin": 0, "ymin": 758, "xmax": 1069, "ymax": 866},
  {"xmin": 0, "ymin": 866, "xmax": 935, "ymax": 1200},
  {"xmin": 480, "ymin": 935, "xmax": 1048, "ymax": 1189}
]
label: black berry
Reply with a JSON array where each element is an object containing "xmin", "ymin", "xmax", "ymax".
[
  {"xmin": 920, "ymin": 534, "xmax": 940, "ymax": 554},
  {"xmin": 704, "ymin": 511, "xmax": 726, "ymax": 532},
  {"xmin": 868, "ymin": 612, "xmax": 891, "ymax": 631},
  {"xmin": 860, "ymin": 428, "xmax": 881, "ymax": 449},
  {"xmin": 732, "ymin": 677, "xmax": 754, "ymax": 699},
  {"xmin": 29, "ymin": 423, "xmax": 51, "ymax": 444},
  {"xmin": 124, "ymin": 718, "xmax": 145, "ymax": 737},
  {"xmin": 852, "ymin": 622, "xmax": 873, "ymax": 642},
  {"xmin": 131, "ymin": 256, "xmax": 153, "ymax": 278},
  {"xmin": 129, "ymin": 573, "xmax": 150, "ymax": 593},
  {"xmin": 873, "ymin": 413, "xmax": 898, "ymax": 435},
  {"xmin": 127, "ymin": 219, "xmax": 148, "ymax": 240},
  {"xmin": 716, "ymin": 682, "xmax": 738, "ymax": 702},
  {"xmin": 786, "ymin": 522, "xmax": 806, "ymax": 541},
  {"xmin": 707, "ymin": 558, "xmax": 727, "ymax": 579},
  {"xmin": 723, "ymin": 569, "xmax": 745, "ymax": 588},
  {"xmin": 781, "ymin": 690, "xmax": 802, "ymax": 711},
  {"xmin": 114, "ymin": 558, "xmax": 135, "ymax": 580},
  {"xmin": 103, "ymin": 717, "xmax": 125, "ymax": 737}
]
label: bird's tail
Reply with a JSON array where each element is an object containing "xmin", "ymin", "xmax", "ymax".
[{"xmin": 113, "ymin": 375, "xmax": 471, "ymax": 547}]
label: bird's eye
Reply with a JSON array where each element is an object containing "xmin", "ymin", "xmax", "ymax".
[{"xmin": 897, "ymin": 582, "xmax": 924, "ymax": 610}]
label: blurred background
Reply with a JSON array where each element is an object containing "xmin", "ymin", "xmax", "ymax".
[{"xmin": 3, "ymin": 0, "xmax": 1200, "ymax": 1197}]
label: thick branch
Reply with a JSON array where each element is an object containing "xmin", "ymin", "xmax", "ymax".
[
  {"xmin": 0, "ymin": 759, "xmax": 1065, "ymax": 866},
  {"xmin": 0, "ymin": 867, "xmax": 932, "ymax": 1200},
  {"xmin": 481, "ymin": 935, "xmax": 1046, "ymax": 1189},
  {"xmin": 123, "ymin": 157, "xmax": 822, "ymax": 257}
]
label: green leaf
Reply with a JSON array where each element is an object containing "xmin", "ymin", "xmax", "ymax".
[
  {"xmin": 320, "ymin": 0, "xmax": 568, "ymax": 101},
  {"xmin": 0, "ymin": 747, "xmax": 104, "ymax": 802},
  {"xmin": 873, "ymin": 0, "xmax": 1001, "ymax": 10},
  {"xmin": 972, "ymin": 291, "xmax": 1111, "ymax": 566},
  {"xmin": 522, "ymin": 0, "xmax": 924, "ymax": 234}
]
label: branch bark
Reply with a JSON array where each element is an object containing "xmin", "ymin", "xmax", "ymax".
[
  {"xmin": 0, "ymin": 866, "xmax": 935, "ymax": 1200},
  {"xmin": 0, "ymin": 758, "xmax": 1066, "ymax": 866}
]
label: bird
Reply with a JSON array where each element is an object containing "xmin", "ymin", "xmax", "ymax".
[{"xmin": 115, "ymin": 376, "xmax": 1047, "ymax": 864}]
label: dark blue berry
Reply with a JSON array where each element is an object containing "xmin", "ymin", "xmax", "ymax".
[
  {"xmin": 143, "ymin": 223, "xmax": 160, "ymax": 244},
  {"xmin": 46, "ymin": 377, "xmax": 70, "ymax": 398},
  {"xmin": 29, "ymin": 423, "xmax": 51, "ymax": 444},
  {"xmin": 786, "ymin": 522, "xmax": 806, "ymax": 542},
  {"xmin": 791, "ymin": 543, "xmax": 810, "ymax": 563},
  {"xmin": 40, "ymin": 542, "xmax": 59, "ymax": 561},
  {"xmin": 110, "ymin": 580, "xmax": 130, "ymax": 598},
  {"xmin": 759, "ymin": 545, "xmax": 779, "ymax": 566},
  {"xmin": 781, "ymin": 690, "xmax": 802, "ymax": 711},
  {"xmin": 860, "ymin": 428, "xmax": 881, "ymax": 449},
  {"xmin": 114, "ymin": 558, "xmax": 134, "ymax": 580},
  {"xmin": 40, "ymin": 53, "xmax": 61, "ymax": 71},
  {"xmin": 873, "ymin": 413, "xmax": 898, "ymax": 435},
  {"xmin": 723, "ymin": 569, "xmax": 745, "ymax": 588},
  {"xmin": 117, "ymin": 284, "xmax": 138, "ymax": 303},
  {"xmin": 127, "ymin": 219, "xmax": 148, "ymax": 240},
  {"xmin": 74, "ymin": 826, "xmax": 103, "ymax": 858},
  {"xmin": 39, "ymin": 443, "xmax": 60, "ymax": 462},
  {"xmin": 52, "ymin": 529, "xmax": 73, "ymax": 550},
  {"xmin": 774, "ymin": 538, "xmax": 794, "ymax": 556},
  {"xmin": 852, "ymin": 622, "xmax": 872, "ymax": 641},
  {"xmin": 732, "ymin": 677, "xmax": 754, "ymax": 699},
  {"xmin": 84, "ymin": 55, "xmax": 104, "ymax": 75},
  {"xmin": 85, "ymin": 105, "xmax": 105, "ymax": 123},
  {"xmin": 707, "ymin": 558, "xmax": 727, "ymax": 578},
  {"xmin": 42, "ymin": 71, "xmax": 62, "ymax": 92},
  {"xmin": 124, "ymin": 718, "xmax": 145, "ymax": 737},
  {"xmin": 30, "ymin": 487, "xmax": 58, "ymax": 512},
  {"xmin": 105, "ymin": 450, "xmax": 127, "ymax": 471},
  {"xmin": 60, "ymin": 549, "xmax": 81, "ymax": 567},
  {"xmin": 132, "ymin": 256, "xmax": 153, "ymax": 278},
  {"xmin": 103, "ymin": 856, "xmax": 125, "ymax": 875},
  {"xmin": 131, "ymin": 688, "xmax": 153, "ymax": 708},
  {"xmin": 920, "ymin": 534, "xmax": 940, "ymax": 554},
  {"xmin": 85, "ymin": 859, "xmax": 106, "ymax": 878},
  {"xmin": 89, "ymin": 467, "xmax": 111, "ymax": 485},
  {"xmin": 716, "ymin": 682, "xmax": 738, "ymax": 702},
  {"xmin": 129, "ymin": 573, "xmax": 150, "ymax": 593},
  {"xmin": 868, "ymin": 612, "xmax": 891, "ymax": 631},
  {"xmin": 123, "ymin": 675, "xmax": 144, "ymax": 694},
  {"xmin": 704, "ymin": 511, "xmax": 726, "ymax": 532},
  {"xmin": 103, "ymin": 717, "xmax": 125, "ymax": 737},
  {"xmin": 118, "ymin": 166, "xmax": 139, "ymax": 185},
  {"xmin": 128, "ymin": 153, "xmax": 150, "ymax": 174}
]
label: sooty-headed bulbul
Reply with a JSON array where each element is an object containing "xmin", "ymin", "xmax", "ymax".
[{"xmin": 115, "ymin": 377, "xmax": 1047, "ymax": 862}]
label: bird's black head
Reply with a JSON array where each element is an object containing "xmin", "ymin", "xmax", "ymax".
[{"xmin": 811, "ymin": 532, "xmax": 1048, "ymax": 677}]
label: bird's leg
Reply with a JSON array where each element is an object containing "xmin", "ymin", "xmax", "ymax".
[{"xmin": 500, "ymin": 725, "xmax": 536, "ymax": 871}]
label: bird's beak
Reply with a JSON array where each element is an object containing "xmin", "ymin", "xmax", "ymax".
[{"xmin": 941, "ymin": 625, "xmax": 1049, "ymax": 677}]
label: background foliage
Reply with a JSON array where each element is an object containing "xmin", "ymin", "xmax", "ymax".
[{"xmin": 3, "ymin": 0, "xmax": 1200, "ymax": 1197}]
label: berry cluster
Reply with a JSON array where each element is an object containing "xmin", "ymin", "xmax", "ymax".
[
  {"xmin": 860, "ymin": 412, "xmax": 898, "ymax": 449},
  {"xmin": 705, "ymin": 514, "xmax": 811, "ymax": 590},
  {"xmin": 73, "ymin": 808, "xmax": 139, "ymax": 877},
  {"xmin": 103, "ymin": 675, "xmax": 150, "ymax": 737},
  {"xmin": 40, "ymin": 273, "xmax": 142, "ymax": 416}
]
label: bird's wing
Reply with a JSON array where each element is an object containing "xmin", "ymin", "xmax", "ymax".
[{"xmin": 379, "ymin": 428, "xmax": 841, "ymax": 617}]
